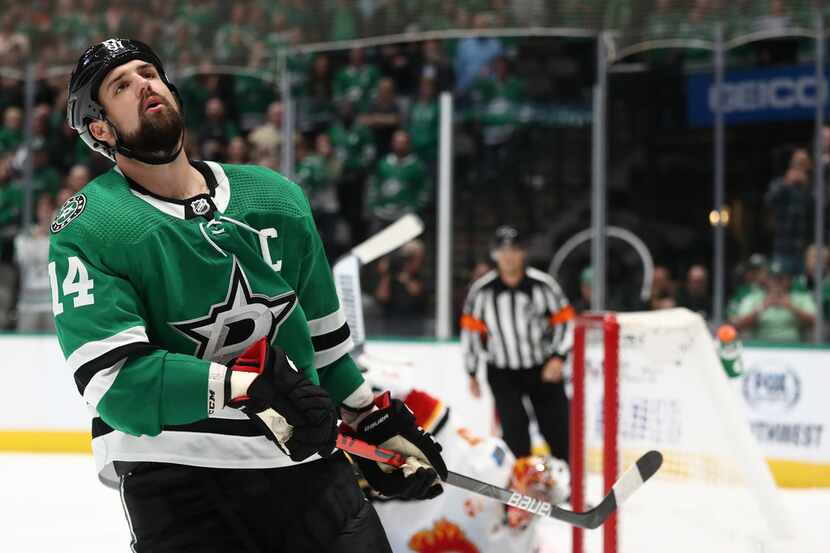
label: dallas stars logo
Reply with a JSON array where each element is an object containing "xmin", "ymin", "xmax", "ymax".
[
  {"xmin": 170, "ymin": 257, "xmax": 296, "ymax": 364},
  {"xmin": 51, "ymin": 193, "xmax": 86, "ymax": 233}
]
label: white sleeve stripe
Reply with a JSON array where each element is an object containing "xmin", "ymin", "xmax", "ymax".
[
  {"xmin": 314, "ymin": 336, "xmax": 355, "ymax": 369},
  {"xmin": 83, "ymin": 359, "xmax": 126, "ymax": 409},
  {"xmin": 308, "ymin": 308, "xmax": 347, "ymax": 337},
  {"xmin": 67, "ymin": 326, "xmax": 149, "ymax": 371}
]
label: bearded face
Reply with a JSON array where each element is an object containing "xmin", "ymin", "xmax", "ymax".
[{"xmin": 117, "ymin": 91, "xmax": 184, "ymax": 158}]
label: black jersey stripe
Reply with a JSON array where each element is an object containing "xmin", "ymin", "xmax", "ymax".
[
  {"xmin": 91, "ymin": 417, "xmax": 264, "ymax": 439},
  {"xmin": 74, "ymin": 343, "xmax": 159, "ymax": 396},
  {"xmin": 310, "ymin": 322, "xmax": 351, "ymax": 352}
]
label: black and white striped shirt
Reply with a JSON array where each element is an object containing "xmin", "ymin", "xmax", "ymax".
[{"xmin": 460, "ymin": 268, "xmax": 574, "ymax": 375}]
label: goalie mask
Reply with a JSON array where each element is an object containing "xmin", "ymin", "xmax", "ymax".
[
  {"xmin": 506, "ymin": 456, "xmax": 571, "ymax": 529},
  {"xmin": 67, "ymin": 38, "xmax": 184, "ymax": 165}
]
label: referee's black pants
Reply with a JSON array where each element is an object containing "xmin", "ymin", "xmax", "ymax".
[
  {"xmin": 118, "ymin": 452, "xmax": 392, "ymax": 553},
  {"xmin": 486, "ymin": 364, "xmax": 570, "ymax": 462}
]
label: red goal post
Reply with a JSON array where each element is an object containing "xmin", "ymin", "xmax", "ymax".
[{"xmin": 571, "ymin": 313, "xmax": 619, "ymax": 553}]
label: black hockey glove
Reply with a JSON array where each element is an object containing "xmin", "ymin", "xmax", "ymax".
[
  {"xmin": 341, "ymin": 392, "xmax": 448, "ymax": 500},
  {"xmin": 227, "ymin": 337, "xmax": 337, "ymax": 462}
]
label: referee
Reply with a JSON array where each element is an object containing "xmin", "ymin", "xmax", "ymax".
[{"xmin": 461, "ymin": 226, "xmax": 573, "ymax": 461}]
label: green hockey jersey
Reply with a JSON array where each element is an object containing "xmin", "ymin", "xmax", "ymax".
[{"xmin": 48, "ymin": 161, "xmax": 363, "ymax": 486}]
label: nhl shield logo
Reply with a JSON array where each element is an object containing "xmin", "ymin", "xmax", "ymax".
[
  {"xmin": 191, "ymin": 198, "xmax": 211, "ymax": 216},
  {"xmin": 51, "ymin": 194, "xmax": 87, "ymax": 233}
]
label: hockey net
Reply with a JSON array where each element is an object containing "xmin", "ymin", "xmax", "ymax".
[{"xmin": 570, "ymin": 308, "xmax": 793, "ymax": 553}]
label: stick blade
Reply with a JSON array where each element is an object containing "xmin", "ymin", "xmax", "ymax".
[
  {"xmin": 636, "ymin": 450, "xmax": 663, "ymax": 483},
  {"xmin": 610, "ymin": 450, "xmax": 663, "ymax": 509}
]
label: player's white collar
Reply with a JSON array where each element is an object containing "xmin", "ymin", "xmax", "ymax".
[{"xmin": 117, "ymin": 161, "xmax": 231, "ymax": 220}]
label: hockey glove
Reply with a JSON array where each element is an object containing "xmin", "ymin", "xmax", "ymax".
[
  {"xmin": 341, "ymin": 392, "xmax": 448, "ymax": 500},
  {"xmin": 227, "ymin": 337, "xmax": 337, "ymax": 462}
]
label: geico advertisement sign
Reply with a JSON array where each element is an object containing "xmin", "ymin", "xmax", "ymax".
[
  {"xmin": 710, "ymin": 76, "xmax": 823, "ymax": 113},
  {"xmin": 687, "ymin": 64, "xmax": 829, "ymax": 126}
]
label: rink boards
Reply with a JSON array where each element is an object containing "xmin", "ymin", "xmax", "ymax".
[{"xmin": 0, "ymin": 334, "xmax": 828, "ymax": 487}]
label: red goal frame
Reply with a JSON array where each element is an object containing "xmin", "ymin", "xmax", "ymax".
[{"xmin": 571, "ymin": 313, "xmax": 620, "ymax": 553}]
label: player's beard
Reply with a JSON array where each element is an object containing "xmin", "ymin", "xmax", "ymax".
[{"xmin": 119, "ymin": 97, "xmax": 184, "ymax": 159}]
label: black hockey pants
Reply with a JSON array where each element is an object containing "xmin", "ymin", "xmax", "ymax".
[
  {"xmin": 118, "ymin": 452, "xmax": 392, "ymax": 553},
  {"xmin": 486, "ymin": 364, "xmax": 570, "ymax": 461}
]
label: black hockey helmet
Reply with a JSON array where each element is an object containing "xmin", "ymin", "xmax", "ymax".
[{"xmin": 67, "ymin": 38, "xmax": 183, "ymax": 164}]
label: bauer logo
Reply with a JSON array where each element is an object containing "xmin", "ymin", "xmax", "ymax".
[
  {"xmin": 507, "ymin": 492, "xmax": 552, "ymax": 516},
  {"xmin": 742, "ymin": 365, "xmax": 801, "ymax": 411}
]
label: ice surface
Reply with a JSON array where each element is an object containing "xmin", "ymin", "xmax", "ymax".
[{"xmin": 1, "ymin": 454, "xmax": 828, "ymax": 553}]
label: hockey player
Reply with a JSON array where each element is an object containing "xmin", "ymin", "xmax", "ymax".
[
  {"xmin": 52, "ymin": 38, "xmax": 446, "ymax": 552},
  {"xmin": 361, "ymin": 361, "xmax": 569, "ymax": 553}
]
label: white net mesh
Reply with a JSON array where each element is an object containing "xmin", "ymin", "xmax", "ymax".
[{"xmin": 578, "ymin": 308, "xmax": 794, "ymax": 553}]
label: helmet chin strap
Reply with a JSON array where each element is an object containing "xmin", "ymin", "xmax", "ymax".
[{"xmin": 115, "ymin": 135, "xmax": 184, "ymax": 165}]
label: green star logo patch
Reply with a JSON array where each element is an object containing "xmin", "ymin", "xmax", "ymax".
[{"xmin": 51, "ymin": 194, "xmax": 86, "ymax": 234}]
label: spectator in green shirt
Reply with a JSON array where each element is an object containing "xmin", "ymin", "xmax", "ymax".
[
  {"xmin": 334, "ymin": 47, "xmax": 380, "ymax": 112},
  {"xmin": 471, "ymin": 55, "xmax": 527, "ymax": 143},
  {"xmin": 733, "ymin": 261, "xmax": 816, "ymax": 343},
  {"xmin": 367, "ymin": 129, "xmax": 431, "ymax": 232},
  {"xmin": 727, "ymin": 253, "xmax": 768, "ymax": 322}
]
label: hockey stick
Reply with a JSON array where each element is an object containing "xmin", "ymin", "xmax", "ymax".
[
  {"xmin": 333, "ymin": 214, "xmax": 424, "ymax": 352},
  {"xmin": 336, "ymin": 434, "xmax": 663, "ymax": 530}
]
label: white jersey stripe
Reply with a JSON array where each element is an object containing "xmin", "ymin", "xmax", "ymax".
[
  {"xmin": 94, "ymin": 427, "xmax": 319, "ymax": 489},
  {"xmin": 119, "ymin": 475, "xmax": 138, "ymax": 553},
  {"xmin": 67, "ymin": 326, "xmax": 149, "ymax": 371},
  {"xmin": 203, "ymin": 161, "xmax": 231, "ymax": 212},
  {"xmin": 496, "ymin": 291, "xmax": 521, "ymax": 369},
  {"xmin": 484, "ymin": 289, "xmax": 507, "ymax": 368},
  {"xmin": 307, "ymin": 307, "xmax": 347, "ymax": 337},
  {"xmin": 513, "ymin": 292, "xmax": 534, "ymax": 368}
]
